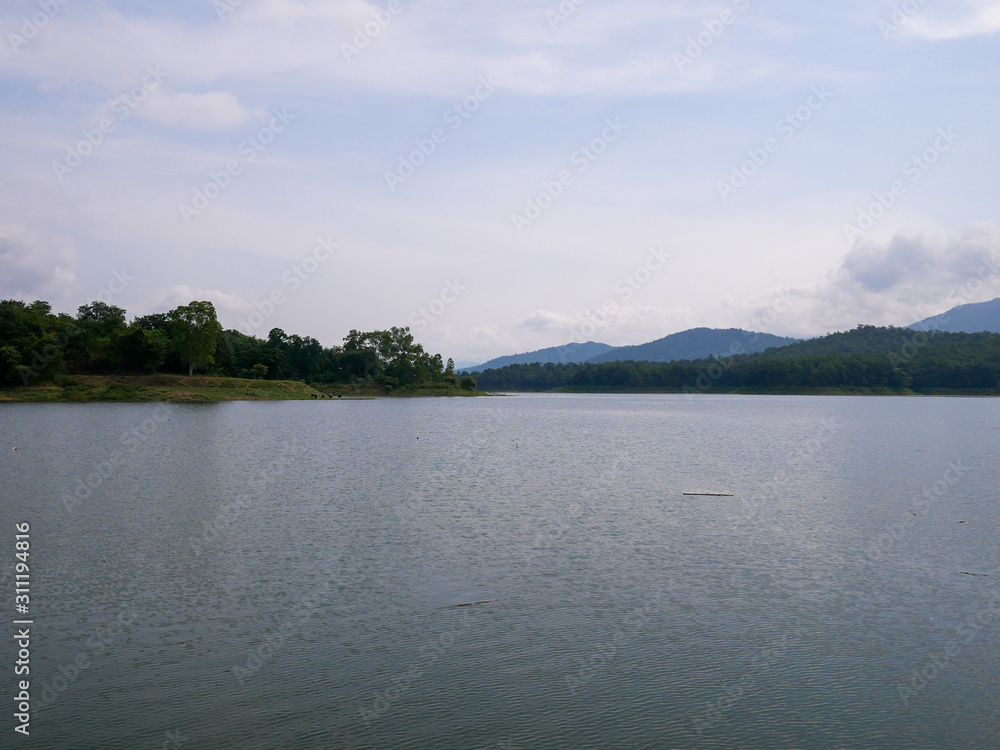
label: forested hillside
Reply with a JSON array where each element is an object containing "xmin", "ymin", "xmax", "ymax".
[{"xmin": 471, "ymin": 326, "xmax": 1000, "ymax": 394}]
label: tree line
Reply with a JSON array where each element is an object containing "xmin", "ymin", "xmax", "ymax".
[
  {"xmin": 469, "ymin": 326, "xmax": 1000, "ymax": 393},
  {"xmin": 0, "ymin": 298, "xmax": 475, "ymax": 390}
]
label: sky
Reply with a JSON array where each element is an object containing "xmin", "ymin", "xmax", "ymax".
[{"xmin": 1, "ymin": 0, "xmax": 999, "ymax": 366}]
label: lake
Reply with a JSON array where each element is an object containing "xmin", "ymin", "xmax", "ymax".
[{"xmin": 2, "ymin": 394, "xmax": 999, "ymax": 749}]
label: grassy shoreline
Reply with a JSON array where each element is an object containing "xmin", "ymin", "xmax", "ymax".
[
  {"xmin": 0, "ymin": 374, "xmax": 483, "ymax": 402},
  {"xmin": 4, "ymin": 375, "xmax": 995, "ymax": 402}
]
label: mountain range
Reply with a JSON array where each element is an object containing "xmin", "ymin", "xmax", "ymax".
[
  {"xmin": 466, "ymin": 328, "xmax": 796, "ymax": 371},
  {"xmin": 587, "ymin": 327, "xmax": 797, "ymax": 363},
  {"xmin": 908, "ymin": 297, "xmax": 1000, "ymax": 333},
  {"xmin": 463, "ymin": 341, "xmax": 614, "ymax": 372},
  {"xmin": 465, "ymin": 297, "xmax": 1000, "ymax": 372}
]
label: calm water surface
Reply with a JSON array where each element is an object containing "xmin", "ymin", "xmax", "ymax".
[{"xmin": 1, "ymin": 394, "xmax": 999, "ymax": 749}]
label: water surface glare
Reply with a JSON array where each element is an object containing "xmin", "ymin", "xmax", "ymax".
[{"xmin": 2, "ymin": 394, "xmax": 999, "ymax": 748}]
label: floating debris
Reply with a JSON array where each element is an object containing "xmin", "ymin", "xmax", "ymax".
[
  {"xmin": 683, "ymin": 491, "xmax": 735, "ymax": 497},
  {"xmin": 959, "ymin": 571, "xmax": 991, "ymax": 578},
  {"xmin": 446, "ymin": 599, "xmax": 498, "ymax": 608}
]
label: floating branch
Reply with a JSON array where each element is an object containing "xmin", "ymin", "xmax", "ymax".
[
  {"xmin": 446, "ymin": 599, "xmax": 498, "ymax": 608},
  {"xmin": 682, "ymin": 492, "xmax": 735, "ymax": 497},
  {"xmin": 959, "ymin": 572, "xmax": 991, "ymax": 578}
]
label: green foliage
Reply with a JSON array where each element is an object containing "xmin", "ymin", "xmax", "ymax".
[
  {"xmin": 0, "ymin": 299, "xmax": 68, "ymax": 384},
  {"xmin": 0, "ymin": 298, "xmax": 467, "ymax": 392},
  {"xmin": 115, "ymin": 325, "xmax": 168, "ymax": 373},
  {"xmin": 472, "ymin": 326, "xmax": 1000, "ymax": 394},
  {"xmin": 168, "ymin": 301, "xmax": 223, "ymax": 376}
]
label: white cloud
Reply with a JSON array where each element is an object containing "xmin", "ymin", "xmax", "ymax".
[
  {"xmin": 475, "ymin": 223, "xmax": 1000, "ymax": 356},
  {"xmin": 140, "ymin": 91, "xmax": 249, "ymax": 129},
  {"xmin": 159, "ymin": 285, "xmax": 251, "ymax": 318},
  {"xmin": 0, "ymin": 0, "xmax": 778, "ymax": 98},
  {"xmin": 742, "ymin": 223, "xmax": 1000, "ymax": 336},
  {"xmin": 0, "ymin": 224, "xmax": 78, "ymax": 299},
  {"xmin": 906, "ymin": 0, "xmax": 1000, "ymax": 39}
]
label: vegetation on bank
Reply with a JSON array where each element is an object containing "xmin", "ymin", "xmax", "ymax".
[
  {"xmin": 0, "ymin": 374, "xmax": 484, "ymax": 402},
  {"xmin": 470, "ymin": 326, "xmax": 1000, "ymax": 395},
  {"xmin": 0, "ymin": 298, "xmax": 478, "ymax": 400}
]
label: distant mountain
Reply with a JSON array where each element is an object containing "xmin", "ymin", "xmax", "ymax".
[
  {"xmin": 586, "ymin": 327, "xmax": 798, "ymax": 363},
  {"xmin": 472, "ymin": 326, "xmax": 1000, "ymax": 394},
  {"xmin": 908, "ymin": 297, "xmax": 1000, "ymax": 333},
  {"xmin": 465, "ymin": 341, "xmax": 613, "ymax": 372}
]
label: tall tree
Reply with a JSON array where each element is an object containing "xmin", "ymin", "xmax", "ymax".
[{"xmin": 168, "ymin": 301, "xmax": 222, "ymax": 376}]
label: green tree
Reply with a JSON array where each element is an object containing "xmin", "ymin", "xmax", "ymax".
[
  {"xmin": 77, "ymin": 301, "xmax": 127, "ymax": 333},
  {"xmin": 115, "ymin": 324, "xmax": 168, "ymax": 372},
  {"xmin": 168, "ymin": 301, "xmax": 222, "ymax": 376},
  {"xmin": 0, "ymin": 345, "xmax": 22, "ymax": 386}
]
